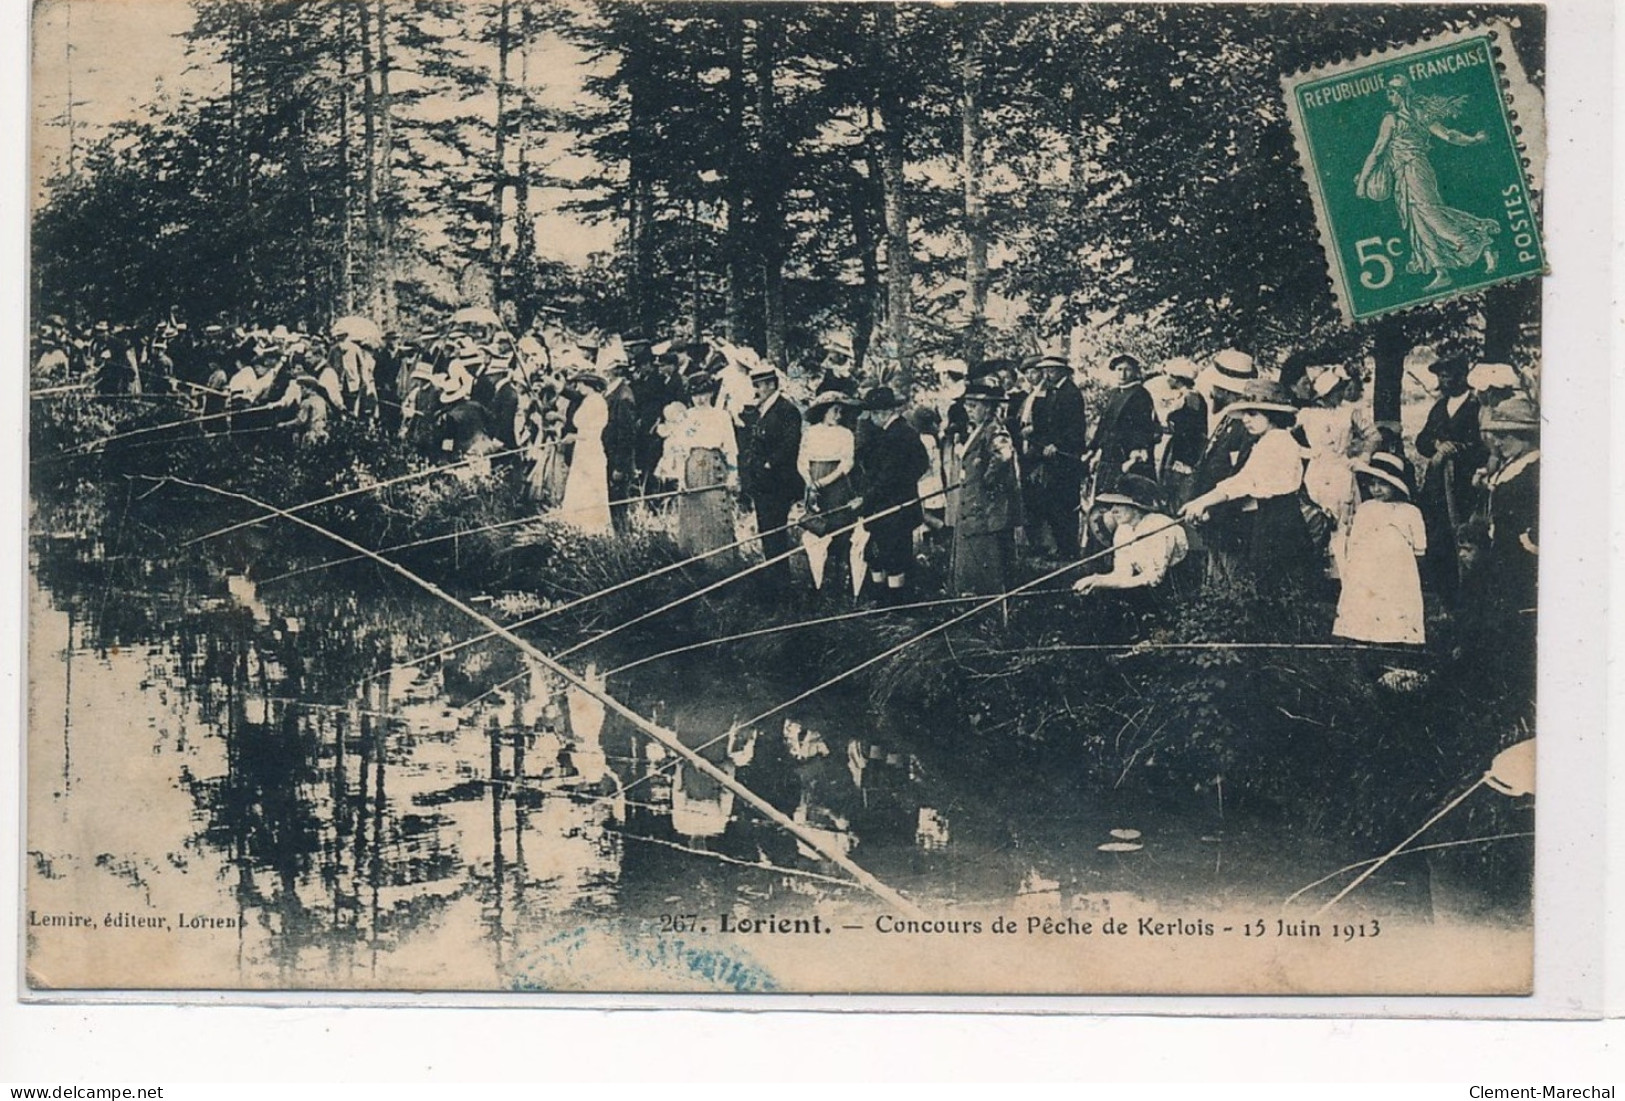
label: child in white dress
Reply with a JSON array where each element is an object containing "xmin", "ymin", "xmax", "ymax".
[{"xmin": 1333, "ymin": 452, "xmax": 1427, "ymax": 646}]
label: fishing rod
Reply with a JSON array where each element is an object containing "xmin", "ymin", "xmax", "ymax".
[
  {"xmin": 642, "ymin": 517, "xmax": 1192, "ymax": 783},
  {"xmin": 48, "ymin": 407, "xmax": 243, "ymax": 457},
  {"xmin": 352, "ymin": 484, "xmax": 955, "ymax": 692},
  {"xmin": 549, "ymin": 485, "xmax": 963, "ymax": 664},
  {"xmin": 602, "ymin": 587, "xmax": 1079, "ymax": 678},
  {"xmin": 1281, "ymin": 831, "xmax": 1535, "ymax": 911},
  {"xmin": 178, "ymin": 439, "xmax": 544, "ymax": 548},
  {"xmin": 259, "ymin": 480, "xmax": 727, "ymax": 586},
  {"xmin": 974, "ymin": 641, "xmax": 1426, "ymax": 656},
  {"xmin": 143, "ymin": 473, "xmax": 925, "ymax": 916},
  {"xmin": 613, "ymin": 517, "xmax": 1193, "ymax": 802},
  {"xmin": 30, "ymin": 382, "xmax": 93, "ymax": 397}
]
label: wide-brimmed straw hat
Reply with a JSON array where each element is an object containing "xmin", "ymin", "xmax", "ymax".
[
  {"xmin": 684, "ymin": 372, "xmax": 721, "ymax": 398},
  {"xmin": 1094, "ymin": 473, "xmax": 1164, "ymax": 513},
  {"xmin": 805, "ymin": 391, "xmax": 857, "ymax": 422},
  {"xmin": 1220, "ymin": 379, "xmax": 1296, "ymax": 418},
  {"xmin": 1200, "ymin": 348, "xmax": 1259, "ymax": 395},
  {"xmin": 1354, "ymin": 451, "xmax": 1414, "ymax": 498},
  {"xmin": 569, "ymin": 370, "xmax": 607, "ymax": 391},
  {"xmin": 1481, "ymin": 395, "xmax": 1540, "ymax": 433}
]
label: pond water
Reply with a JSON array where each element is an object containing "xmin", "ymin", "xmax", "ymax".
[{"xmin": 25, "ymin": 486, "xmax": 1529, "ymax": 992}]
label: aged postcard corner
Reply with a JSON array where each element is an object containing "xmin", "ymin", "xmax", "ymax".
[{"xmin": 25, "ymin": 1, "xmax": 1543, "ymax": 1000}]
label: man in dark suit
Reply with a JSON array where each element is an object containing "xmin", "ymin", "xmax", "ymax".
[
  {"xmin": 601, "ymin": 359, "xmax": 641, "ymax": 531},
  {"xmin": 1025, "ymin": 354, "xmax": 1089, "ymax": 559},
  {"xmin": 1414, "ymin": 355, "xmax": 1487, "ymax": 606},
  {"xmin": 741, "ymin": 363, "xmax": 803, "ymax": 591},
  {"xmin": 856, "ymin": 385, "xmax": 931, "ymax": 603}
]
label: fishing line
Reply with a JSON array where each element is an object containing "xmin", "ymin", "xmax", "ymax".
[
  {"xmin": 260, "ymin": 481, "xmax": 726, "ymax": 585},
  {"xmin": 1281, "ymin": 831, "xmax": 1535, "ymax": 910},
  {"xmin": 352, "ymin": 484, "xmax": 954, "ymax": 692},
  {"xmin": 143, "ymin": 474, "xmax": 924, "ymax": 915},
  {"xmin": 178, "ymin": 440, "xmax": 543, "ymax": 548}
]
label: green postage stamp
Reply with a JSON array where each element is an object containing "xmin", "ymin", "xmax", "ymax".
[{"xmin": 1284, "ymin": 24, "xmax": 1546, "ymax": 321}]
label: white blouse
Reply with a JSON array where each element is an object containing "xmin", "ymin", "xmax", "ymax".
[
  {"xmin": 798, "ymin": 423, "xmax": 855, "ymax": 485},
  {"xmin": 1210, "ymin": 427, "xmax": 1304, "ymax": 502}
]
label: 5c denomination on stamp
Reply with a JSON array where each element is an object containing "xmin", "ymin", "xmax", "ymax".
[{"xmin": 1284, "ymin": 24, "xmax": 1545, "ymax": 320}]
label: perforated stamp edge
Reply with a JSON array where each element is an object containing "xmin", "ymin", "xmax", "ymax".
[{"xmin": 1281, "ymin": 22, "xmax": 1547, "ymax": 322}]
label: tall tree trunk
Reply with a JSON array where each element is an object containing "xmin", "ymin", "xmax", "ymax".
[
  {"xmin": 337, "ymin": 0, "xmax": 354, "ymax": 314},
  {"xmin": 359, "ymin": 0, "xmax": 380, "ymax": 315},
  {"xmin": 1372, "ymin": 314, "xmax": 1409, "ymax": 438},
  {"xmin": 625, "ymin": 24, "xmax": 653, "ymax": 339},
  {"xmin": 492, "ymin": 0, "xmax": 512, "ymax": 308},
  {"xmin": 375, "ymin": 0, "xmax": 396, "ymax": 322},
  {"xmin": 1483, "ymin": 278, "xmax": 1540, "ymax": 396},
  {"xmin": 960, "ymin": 13, "xmax": 988, "ymax": 368},
  {"xmin": 722, "ymin": 8, "xmax": 748, "ymax": 344},
  {"xmin": 512, "ymin": 0, "xmax": 535, "ymax": 328},
  {"xmin": 754, "ymin": 12, "xmax": 786, "ymax": 367},
  {"xmin": 875, "ymin": 7, "xmax": 913, "ymax": 389},
  {"xmin": 851, "ymin": 152, "xmax": 881, "ymax": 375}
]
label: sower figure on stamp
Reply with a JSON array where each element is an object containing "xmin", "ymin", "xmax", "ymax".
[
  {"xmin": 741, "ymin": 361, "xmax": 803, "ymax": 595},
  {"xmin": 951, "ymin": 380, "xmax": 1023, "ymax": 597},
  {"xmin": 856, "ymin": 385, "xmax": 930, "ymax": 605},
  {"xmin": 1024, "ymin": 354, "xmax": 1089, "ymax": 561},
  {"xmin": 1414, "ymin": 354, "xmax": 1486, "ymax": 607},
  {"xmin": 1355, "ymin": 73, "xmax": 1500, "ymax": 292}
]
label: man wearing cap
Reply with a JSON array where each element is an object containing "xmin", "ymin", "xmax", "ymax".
[
  {"xmin": 741, "ymin": 362, "xmax": 804, "ymax": 590},
  {"xmin": 1086, "ymin": 353, "xmax": 1158, "ymax": 494},
  {"xmin": 1415, "ymin": 355, "xmax": 1488, "ymax": 606},
  {"xmin": 856, "ymin": 386, "xmax": 931, "ymax": 602},
  {"xmin": 1024, "ymin": 354, "xmax": 1089, "ymax": 560},
  {"xmin": 951, "ymin": 380, "xmax": 1023, "ymax": 596}
]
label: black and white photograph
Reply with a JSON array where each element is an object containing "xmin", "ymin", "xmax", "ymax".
[{"xmin": 25, "ymin": 0, "xmax": 1549, "ymax": 995}]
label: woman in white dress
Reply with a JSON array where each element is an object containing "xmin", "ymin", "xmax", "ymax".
[
  {"xmin": 1297, "ymin": 365, "xmax": 1376, "ymax": 576},
  {"xmin": 797, "ymin": 393, "xmax": 859, "ymax": 594},
  {"xmin": 673, "ymin": 374, "xmax": 739, "ymax": 556},
  {"xmin": 558, "ymin": 372, "xmax": 613, "ymax": 535},
  {"xmin": 1334, "ymin": 453, "xmax": 1427, "ymax": 646}
]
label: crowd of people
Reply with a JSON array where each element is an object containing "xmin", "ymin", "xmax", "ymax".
[{"xmin": 34, "ymin": 310, "xmax": 1541, "ymax": 659}]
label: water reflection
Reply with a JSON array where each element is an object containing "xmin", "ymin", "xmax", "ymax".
[{"xmin": 28, "ymin": 487, "xmax": 1505, "ymax": 989}]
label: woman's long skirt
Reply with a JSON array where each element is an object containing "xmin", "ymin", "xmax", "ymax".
[{"xmin": 677, "ymin": 447, "xmax": 734, "ymax": 557}]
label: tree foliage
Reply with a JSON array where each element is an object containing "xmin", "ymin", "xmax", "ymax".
[{"xmin": 34, "ymin": 2, "xmax": 1543, "ymax": 376}]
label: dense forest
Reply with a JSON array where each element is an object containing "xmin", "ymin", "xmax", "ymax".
[{"xmin": 33, "ymin": 1, "xmax": 1542, "ymax": 404}]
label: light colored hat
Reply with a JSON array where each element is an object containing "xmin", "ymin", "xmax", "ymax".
[
  {"xmin": 1033, "ymin": 354, "xmax": 1070, "ymax": 372},
  {"xmin": 1354, "ymin": 452, "xmax": 1412, "ymax": 498},
  {"xmin": 1203, "ymin": 348, "xmax": 1259, "ymax": 395},
  {"xmin": 937, "ymin": 357, "xmax": 969, "ymax": 379},
  {"xmin": 1311, "ymin": 364, "xmax": 1351, "ymax": 398},
  {"xmin": 1220, "ymin": 379, "xmax": 1297, "ymax": 418},
  {"xmin": 1468, "ymin": 362, "xmax": 1520, "ymax": 391},
  {"xmin": 1481, "ymin": 395, "xmax": 1540, "ymax": 432},
  {"xmin": 1160, "ymin": 357, "xmax": 1200, "ymax": 382}
]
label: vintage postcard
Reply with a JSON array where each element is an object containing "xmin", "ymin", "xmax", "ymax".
[{"xmin": 25, "ymin": 1, "xmax": 1545, "ymax": 996}]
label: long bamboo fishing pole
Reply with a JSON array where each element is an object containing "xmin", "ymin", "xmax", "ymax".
[
  {"xmin": 178, "ymin": 440, "xmax": 543, "ymax": 548},
  {"xmin": 550, "ymin": 487, "xmax": 962, "ymax": 663},
  {"xmin": 54, "ymin": 407, "xmax": 243, "ymax": 455},
  {"xmin": 602, "ymin": 588, "xmax": 1079, "ymax": 678},
  {"xmin": 148, "ymin": 474, "xmax": 925, "ymax": 916},
  {"xmin": 1282, "ymin": 831, "xmax": 1534, "ymax": 911},
  {"xmin": 618, "ymin": 518, "xmax": 1193, "ymax": 800},
  {"xmin": 260, "ymin": 480, "xmax": 727, "ymax": 586},
  {"xmin": 354, "ymin": 484, "xmax": 955, "ymax": 691},
  {"xmin": 1314, "ymin": 777, "xmax": 1487, "ymax": 918}
]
